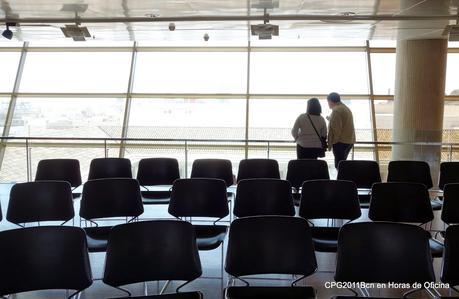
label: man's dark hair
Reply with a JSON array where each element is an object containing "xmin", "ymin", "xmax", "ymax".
[
  {"xmin": 327, "ymin": 92, "xmax": 341, "ymax": 103},
  {"xmin": 307, "ymin": 98, "xmax": 322, "ymax": 115}
]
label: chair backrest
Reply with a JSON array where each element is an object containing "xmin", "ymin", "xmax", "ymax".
[
  {"xmin": 80, "ymin": 178, "xmax": 143, "ymax": 220},
  {"xmin": 387, "ymin": 160, "xmax": 433, "ymax": 189},
  {"xmin": 442, "ymin": 183, "xmax": 459, "ymax": 225},
  {"xmin": 225, "ymin": 216, "xmax": 317, "ymax": 278},
  {"xmin": 439, "ymin": 162, "xmax": 459, "ymax": 190},
  {"xmin": 337, "ymin": 160, "xmax": 381, "ymax": 189},
  {"xmin": 234, "ymin": 179, "xmax": 295, "ymax": 217},
  {"xmin": 88, "ymin": 158, "xmax": 132, "ymax": 180},
  {"xmin": 335, "ymin": 222, "xmax": 435, "ymax": 283},
  {"xmin": 299, "ymin": 180, "xmax": 361, "ymax": 221},
  {"xmin": 0, "ymin": 226, "xmax": 92, "ymax": 296},
  {"xmin": 369, "ymin": 182, "xmax": 433, "ymax": 224},
  {"xmin": 169, "ymin": 178, "xmax": 229, "ymax": 218},
  {"xmin": 237, "ymin": 159, "xmax": 280, "ymax": 182},
  {"xmin": 7, "ymin": 181, "xmax": 74, "ymax": 224},
  {"xmin": 103, "ymin": 220, "xmax": 202, "ymax": 287},
  {"xmin": 191, "ymin": 159, "xmax": 234, "ymax": 187},
  {"xmin": 136, "ymin": 158, "xmax": 180, "ymax": 186},
  {"xmin": 441, "ymin": 225, "xmax": 459, "ymax": 286},
  {"xmin": 35, "ymin": 159, "xmax": 82, "ymax": 188},
  {"xmin": 286, "ymin": 159, "xmax": 330, "ymax": 190}
]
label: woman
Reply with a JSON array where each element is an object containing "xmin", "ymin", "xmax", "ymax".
[{"xmin": 291, "ymin": 98, "xmax": 327, "ymax": 159}]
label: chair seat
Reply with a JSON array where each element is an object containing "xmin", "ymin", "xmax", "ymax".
[
  {"xmin": 429, "ymin": 237, "xmax": 444, "ymax": 258},
  {"xmin": 194, "ymin": 225, "xmax": 227, "ymax": 251},
  {"xmin": 84, "ymin": 226, "xmax": 113, "ymax": 252},
  {"xmin": 292, "ymin": 193, "xmax": 301, "ymax": 206},
  {"xmin": 311, "ymin": 226, "xmax": 340, "ymax": 252},
  {"xmin": 225, "ymin": 286, "xmax": 316, "ymax": 299},
  {"xmin": 431, "ymin": 198, "xmax": 443, "ymax": 211},
  {"xmin": 108, "ymin": 291, "xmax": 202, "ymax": 299},
  {"xmin": 358, "ymin": 194, "xmax": 371, "ymax": 208},
  {"xmin": 72, "ymin": 192, "xmax": 81, "ymax": 199}
]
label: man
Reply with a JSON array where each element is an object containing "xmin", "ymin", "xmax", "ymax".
[{"xmin": 327, "ymin": 92, "xmax": 356, "ymax": 169}]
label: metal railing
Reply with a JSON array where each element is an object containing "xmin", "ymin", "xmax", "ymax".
[{"xmin": 0, "ymin": 136, "xmax": 458, "ymax": 183}]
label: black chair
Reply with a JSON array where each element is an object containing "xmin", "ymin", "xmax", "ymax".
[
  {"xmin": 80, "ymin": 178, "xmax": 144, "ymax": 252},
  {"xmin": 337, "ymin": 160, "xmax": 381, "ymax": 208},
  {"xmin": 286, "ymin": 159, "xmax": 330, "ymax": 206},
  {"xmin": 137, "ymin": 158, "xmax": 180, "ymax": 205},
  {"xmin": 191, "ymin": 159, "xmax": 234, "ymax": 187},
  {"xmin": 35, "ymin": 158, "xmax": 82, "ymax": 198},
  {"xmin": 442, "ymin": 183, "xmax": 459, "ymax": 226},
  {"xmin": 88, "ymin": 158, "xmax": 132, "ymax": 180},
  {"xmin": 440, "ymin": 162, "xmax": 459, "ymax": 190},
  {"xmin": 7, "ymin": 181, "xmax": 74, "ymax": 225},
  {"xmin": 169, "ymin": 178, "xmax": 229, "ymax": 277},
  {"xmin": 103, "ymin": 220, "xmax": 202, "ymax": 299},
  {"xmin": 225, "ymin": 216, "xmax": 317, "ymax": 299},
  {"xmin": 0, "ymin": 226, "xmax": 92, "ymax": 298},
  {"xmin": 333, "ymin": 222, "xmax": 435, "ymax": 298},
  {"xmin": 299, "ymin": 180, "xmax": 361, "ymax": 252},
  {"xmin": 369, "ymin": 182, "xmax": 443, "ymax": 257},
  {"xmin": 234, "ymin": 179, "xmax": 294, "ymax": 217},
  {"xmin": 387, "ymin": 160, "xmax": 441, "ymax": 211},
  {"xmin": 237, "ymin": 159, "xmax": 280, "ymax": 182},
  {"xmin": 441, "ymin": 225, "xmax": 459, "ymax": 296}
]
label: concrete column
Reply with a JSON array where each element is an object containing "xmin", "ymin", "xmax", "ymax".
[{"xmin": 392, "ymin": 39, "xmax": 447, "ymax": 186}]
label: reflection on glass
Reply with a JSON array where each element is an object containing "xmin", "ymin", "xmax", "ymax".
[
  {"xmin": 250, "ymin": 52, "xmax": 369, "ymax": 94},
  {"xmin": 10, "ymin": 98, "xmax": 125, "ymax": 137},
  {"xmin": 20, "ymin": 52, "xmax": 132, "ymax": 92},
  {"xmin": 128, "ymin": 98, "xmax": 246, "ymax": 140}
]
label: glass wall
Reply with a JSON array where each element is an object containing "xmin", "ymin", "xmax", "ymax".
[{"xmin": 0, "ymin": 42, "xmax": 459, "ymax": 182}]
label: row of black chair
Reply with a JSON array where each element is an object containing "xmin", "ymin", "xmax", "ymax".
[{"xmin": 1, "ymin": 218, "xmax": 459, "ymax": 298}]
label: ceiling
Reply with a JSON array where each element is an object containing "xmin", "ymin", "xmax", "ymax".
[{"xmin": 0, "ymin": 0, "xmax": 458, "ymax": 43}]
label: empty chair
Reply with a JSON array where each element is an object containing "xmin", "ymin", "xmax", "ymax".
[
  {"xmin": 136, "ymin": 158, "xmax": 180, "ymax": 205},
  {"xmin": 237, "ymin": 159, "xmax": 280, "ymax": 182},
  {"xmin": 337, "ymin": 160, "xmax": 381, "ymax": 208},
  {"xmin": 387, "ymin": 160, "xmax": 433, "ymax": 189},
  {"xmin": 442, "ymin": 183, "xmax": 459, "ymax": 226},
  {"xmin": 234, "ymin": 179, "xmax": 294, "ymax": 217},
  {"xmin": 35, "ymin": 159, "xmax": 82, "ymax": 198},
  {"xmin": 286, "ymin": 159, "xmax": 330, "ymax": 205},
  {"xmin": 7, "ymin": 181, "xmax": 74, "ymax": 225},
  {"xmin": 441, "ymin": 225, "xmax": 459, "ymax": 295},
  {"xmin": 0, "ymin": 226, "xmax": 92, "ymax": 298},
  {"xmin": 103, "ymin": 220, "xmax": 202, "ymax": 298},
  {"xmin": 88, "ymin": 157, "xmax": 132, "ymax": 180},
  {"xmin": 369, "ymin": 182, "xmax": 443, "ymax": 257},
  {"xmin": 299, "ymin": 180, "xmax": 361, "ymax": 252},
  {"xmin": 333, "ymin": 222, "xmax": 435, "ymax": 298},
  {"xmin": 191, "ymin": 159, "xmax": 234, "ymax": 187},
  {"xmin": 225, "ymin": 216, "xmax": 317, "ymax": 299},
  {"xmin": 80, "ymin": 178, "xmax": 144, "ymax": 252},
  {"xmin": 439, "ymin": 162, "xmax": 459, "ymax": 190},
  {"xmin": 169, "ymin": 178, "xmax": 228, "ymax": 277}
]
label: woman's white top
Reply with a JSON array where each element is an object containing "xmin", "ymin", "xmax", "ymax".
[{"xmin": 291, "ymin": 113, "xmax": 327, "ymax": 148}]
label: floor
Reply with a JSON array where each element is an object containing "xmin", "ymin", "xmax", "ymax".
[{"xmin": 0, "ymin": 183, "xmax": 453, "ymax": 299}]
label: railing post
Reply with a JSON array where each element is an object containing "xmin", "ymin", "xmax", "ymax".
[
  {"xmin": 450, "ymin": 144, "xmax": 453, "ymax": 162},
  {"xmin": 184, "ymin": 141, "xmax": 189, "ymax": 178},
  {"xmin": 267, "ymin": 141, "xmax": 270, "ymax": 159},
  {"xmin": 25, "ymin": 139, "xmax": 31, "ymax": 182},
  {"xmin": 104, "ymin": 140, "xmax": 108, "ymax": 157}
]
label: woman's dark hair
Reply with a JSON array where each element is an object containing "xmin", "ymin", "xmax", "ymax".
[{"xmin": 307, "ymin": 98, "xmax": 322, "ymax": 115}]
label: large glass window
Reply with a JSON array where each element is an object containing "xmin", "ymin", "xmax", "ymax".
[
  {"xmin": 443, "ymin": 101, "xmax": 459, "ymax": 143},
  {"xmin": 0, "ymin": 52, "xmax": 21, "ymax": 92},
  {"xmin": 371, "ymin": 53, "xmax": 396, "ymax": 95},
  {"xmin": 250, "ymin": 52, "xmax": 369, "ymax": 94},
  {"xmin": 446, "ymin": 53, "xmax": 459, "ymax": 95},
  {"xmin": 133, "ymin": 52, "xmax": 247, "ymax": 93},
  {"xmin": 19, "ymin": 52, "xmax": 132, "ymax": 93},
  {"xmin": 9, "ymin": 98, "xmax": 125, "ymax": 137},
  {"xmin": 128, "ymin": 98, "xmax": 246, "ymax": 139}
]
